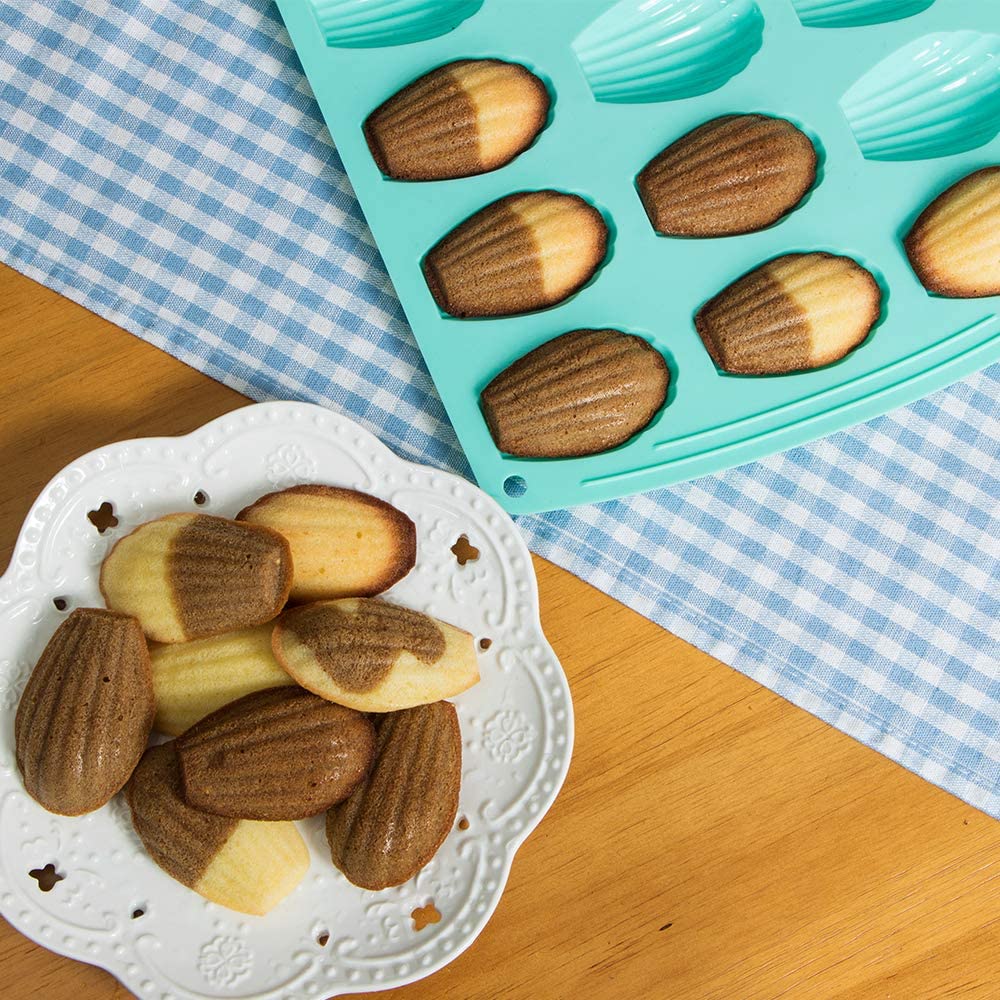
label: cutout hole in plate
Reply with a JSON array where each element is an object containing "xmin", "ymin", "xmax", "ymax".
[
  {"xmin": 457, "ymin": 816, "xmax": 470, "ymax": 831},
  {"xmin": 132, "ymin": 905, "xmax": 146, "ymax": 919},
  {"xmin": 478, "ymin": 637, "xmax": 492, "ymax": 651},
  {"xmin": 316, "ymin": 929, "xmax": 330, "ymax": 947},
  {"xmin": 411, "ymin": 901, "xmax": 441, "ymax": 931},
  {"xmin": 193, "ymin": 490, "xmax": 209, "ymax": 506},
  {"xmin": 29, "ymin": 864, "xmax": 64, "ymax": 892},
  {"xmin": 451, "ymin": 534, "xmax": 479, "ymax": 566},
  {"xmin": 87, "ymin": 502, "xmax": 118, "ymax": 534},
  {"xmin": 52, "ymin": 596, "xmax": 69, "ymax": 612}
]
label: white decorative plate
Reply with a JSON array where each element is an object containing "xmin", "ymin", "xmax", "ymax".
[{"xmin": 0, "ymin": 401, "xmax": 574, "ymax": 999}]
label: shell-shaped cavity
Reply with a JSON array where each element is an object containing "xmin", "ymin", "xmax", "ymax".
[
  {"xmin": 100, "ymin": 513, "xmax": 293, "ymax": 643},
  {"xmin": 15, "ymin": 609, "xmax": 154, "ymax": 816},
  {"xmin": 695, "ymin": 252, "xmax": 882, "ymax": 375},
  {"xmin": 637, "ymin": 114, "xmax": 818, "ymax": 238},
  {"xmin": 841, "ymin": 32, "xmax": 1000, "ymax": 161},
  {"xmin": 572, "ymin": 0, "xmax": 765, "ymax": 104},
  {"xmin": 481, "ymin": 329, "xmax": 670, "ymax": 458},
  {"xmin": 905, "ymin": 167, "xmax": 1000, "ymax": 299},
  {"xmin": 364, "ymin": 59, "xmax": 550, "ymax": 181},
  {"xmin": 791, "ymin": 0, "xmax": 934, "ymax": 28},
  {"xmin": 238, "ymin": 485, "xmax": 416, "ymax": 602},
  {"xmin": 326, "ymin": 702, "xmax": 461, "ymax": 890},
  {"xmin": 311, "ymin": 0, "xmax": 482, "ymax": 48},
  {"xmin": 423, "ymin": 191, "xmax": 609, "ymax": 317},
  {"xmin": 176, "ymin": 687, "xmax": 375, "ymax": 820}
]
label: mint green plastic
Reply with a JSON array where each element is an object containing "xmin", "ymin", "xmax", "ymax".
[{"xmin": 274, "ymin": 0, "xmax": 1000, "ymax": 514}]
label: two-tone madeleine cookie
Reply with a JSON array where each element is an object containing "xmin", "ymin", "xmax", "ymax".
[
  {"xmin": 326, "ymin": 701, "xmax": 461, "ymax": 890},
  {"xmin": 423, "ymin": 190, "xmax": 608, "ymax": 317},
  {"xmin": 15, "ymin": 609, "xmax": 154, "ymax": 816},
  {"xmin": 176, "ymin": 687, "xmax": 375, "ymax": 820},
  {"xmin": 638, "ymin": 114, "xmax": 818, "ymax": 237},
  {"xmin": 237, "ymin": 486, "xmax": 416, "ymax": 602},
  {"xmin": 126, "ymin": 744, "xmax": 309, "ymax": 916},
  {"xmin": 273, "ymin": 598, "xmax": 479, "ymax": 712},
  {"xmin": 695, "ymin": 252, "xmax": 882, "ymax": 375},
  {"xmin": 904, "ymin": 166, "xmax": 1000, "ymax": 298},
  {"xmin": 365, "ymin": 58, "xmax": 549, "ymax": 180},
  {"xmin": 149, "ymin": 623, "xmax": 296, "ymax": 736},
  {"xmin": 100, "ymin": 513, "xmax": 292, "ymax": 643},
  {"xmin": 481, "ymin": 329, "xmax": 669, "ymax": 458}
]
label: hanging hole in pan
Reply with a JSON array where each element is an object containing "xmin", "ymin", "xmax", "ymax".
[{"xmin": 503, "ymin": 476, "xmax": 527, "ymax": 499}]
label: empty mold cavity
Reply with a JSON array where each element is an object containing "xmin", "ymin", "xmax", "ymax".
[
  {"xmin": 411, "ymin": 901, "xmax": 441, "ymax": 931},
  {"xmin": 573, "ymin": 0, "xmax": 764, "ymax": 104},
  {"xmin": 841, "ymin": 32, "xmax": 1000, "ymax": 161},
  {"xmin": 312, "ymin": 0, "xmax": 483, "ymax": 48},
  {"xmin": 29, "ymin": 864, "xmax": 64, "ymax": 892},
  {"xmin": 451, "ymin": 534, "xmax": 479, "ymax": 565},
  {"xmin": 792, "ymin": 0, "xmax": 935, "ymax": 27},
  {"xmin": 87, "ymin": 501, "xmax": 118, "ymax": 534}
]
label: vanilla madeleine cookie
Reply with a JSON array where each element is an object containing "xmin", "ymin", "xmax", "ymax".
[
  {"xmin": 273, "ymin": 598, "xmax": 479, "ymax": 712},
  {"xmin": 237, "ymin": 485, "xmax": 416, "ymax": 602},
  {"xmin": 127, "ymin": 743, "xmax": 309, "ymax": 916},
  {"xmin": 149, "ymin": 623, "xmax": 296, "ymax": 736},
  {"xmin": 905, "ymin": 166, "xmax": 1000, "ymax": 298},
  {"xmin": 695, "ymin": 252, "xmax": 881, "ymax": 375},
  {"xmin": 100, "ymin": 513, "xmax": 293, "ymax": 643},
  {"xmin": 423, "ymin": 190, "xmax": 608, "ymax": 317},
  {"xmin": 365, "ymin": 58, "xmax": 549, "ymax": 180}
]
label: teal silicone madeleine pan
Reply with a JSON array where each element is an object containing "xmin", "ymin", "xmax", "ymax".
[{"xmin": 274, "ymin": 0, "xmax": 1000, "ymax": 514}]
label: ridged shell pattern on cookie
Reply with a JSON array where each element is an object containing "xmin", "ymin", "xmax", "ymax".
[
  {"xmin": 791, "ymin": 0, "xmax": 935, "ymax": 28},
  {"xmin": 572, "ymin": 0, "xmax": 765, "ymax": 104},
  {"xmin": 310, "ymin": 0, "xmax": 483, "ymax": 48},
  {"xmin": 841, "ymin": 31, "xmax": 1000, "ymax": 161}
]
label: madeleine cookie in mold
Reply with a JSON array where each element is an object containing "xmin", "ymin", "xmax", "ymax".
[
  {"xmin": 326, "ymin": 701, "xmax": 461, "ymax": 891},
  {"xmin": 423, "ymin": 190, "xmax": 609, "ymax": 317},
  {"xmin": 126, "ymin": 744, "xmax": 309, "ymax": 916},
  {"xmin": 481, "ymin": 329, "xmax": 669, "ymax": 459},
  {"xmin": 364, "ymin": 59, "xmax": 549, "ymax": 181},
  {"xmin": 15, "ymin": 609, "xmax": 154, "ymax": 816},
  {"xmin": 176, "ymin": 687, "xmax": 375, "ymax": 821},
  {"xmin": 238, "ymin": 485, "xmax": 415, "ymax": 603},
  {"xmin": 904, "ymin": 167, "xmax": 1000, "ymax": 299},
  {"xmin": 638, "ymin": 114, "xmax": 818, "ymax": 238},
  {"xmin": 100, "ymin": 513, "xmax": 293, "ymax": 644},
  {"xmin": 273, "ymin": 598, "xmax": 479, "ymax": 712},
  {"xmin": 695, "ymin": 253, "xmax": 882, "ymax": 375}
]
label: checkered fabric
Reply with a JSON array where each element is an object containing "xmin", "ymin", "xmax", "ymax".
[{"xmin": 1, "ymin": 1, "xmax": 997, "ymax": 815}]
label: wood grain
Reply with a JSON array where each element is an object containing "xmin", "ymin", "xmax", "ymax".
[{"xmin": 0, "ymin": 262, "xmax": 996, "ymax": 999}]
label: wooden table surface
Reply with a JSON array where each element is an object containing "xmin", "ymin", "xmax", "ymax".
[{"xmin": 1, "ymin": 262, "xmax": 997, "ymax": 999}]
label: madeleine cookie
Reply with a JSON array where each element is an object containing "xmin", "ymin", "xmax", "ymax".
[
  {"xmin": 904, "ymin": 166, "xmax": 1000, "ymax": 298},
  {"xmin": 638, "ymin": 114, "xmax": 817, "ymax": 237},
  {"xmin": 237, "ymin": 486, "xmax": 415, "ymax": 602},
  {"xmin": 176, "ymin": 687, "xmax": 375, "ymax": 820},
  {"xmin": 126, "ymin": 744, "xmax": 309, "ymax": 915},
  {"xmin": 326, "ymin": 702, "xmax": 461, "ymax": 890},
  {"xmin": 273, "ymin": 598, "xmax": 479, "ymax": 712},
  {"xmin": 695, "ymin": 252, "xmax": 881, "ymax": 374},
  {"xmin": 481, "ymin": 329, "xmax": 669, "ymax": 458},
  {"xmin": 100, "ymin": 513, "xmax": 293, "ymax": 643},
  {"xmin": 150, "ymin": 624, "xmax": 296, "ymax": 736},
  {"xmin": 365, "ymin": 59, "xmax": 549, "ymax": 180},
  {"xmin": 423, "ymin": 190, "xmax": 608, "ymax": 317},
  {"xmin": 15, "ymin": 609, "xmax": 154, "ymax": 816}
]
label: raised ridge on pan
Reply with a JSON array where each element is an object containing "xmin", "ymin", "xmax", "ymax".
[
  {"xmin": 572, "ymin": 0, "xmax": 765, "ymax": 104},
  {"xmin": 791, "ymin": 0, "xmax": 935, "ymax": 27},
  {"xmin": 841, "ymin": 31, "xmax": 1000, "ymax": 161},
  {"xmin": 309, "ymin": 0, "xmax": 482, "ymax": 47}
]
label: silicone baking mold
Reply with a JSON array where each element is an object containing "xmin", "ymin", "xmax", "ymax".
[{"xmin": 275, "ymin": 0, "xmax": 1000, "ymax": 514}]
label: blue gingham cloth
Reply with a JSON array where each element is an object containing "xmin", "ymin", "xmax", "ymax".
[{"xmin": 1, "ymin": 2, "xmax": 997, "ymax": 815}]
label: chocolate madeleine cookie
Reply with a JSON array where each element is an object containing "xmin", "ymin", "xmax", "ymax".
[
  {"xmin": 150, "ymin": 623, "xmax": 296, "ymax": 736},
  {"xmin": 238, "ymin": 486, "xmax": 416, "ymax": 603},
  {"xmin": 905, "ymin": 166, "xmax": 1000, "ymax": 298},
  {"xmin": 638, "ymin": 114, "xmax": 817, "ymax": 237},
  {"xmin": 16, "ymin": 608, "xmax": 154, "ymax": 816},
  {"xmin": 695, "ymin": 252, "xmax": 881, "ymax": 375},
  {"xmin": 273, "ymin": 598, "xmax": 479, "ymax": 712},
  {"xmin": 100, "ymin": 513, "xmax": 293, "ymax": 643},
  {"xmin": 127, "ymin": 743, "xmax": 309, "ymax": 915},
  {"xmin": 481, "ymin": 329, "xmax": 669, "ymax": 458},
  {"xmin": 177, "ymin": 687, "xmax": 375, "ymax": 820},
  {"xmin": 423, "ymin": 190, "xmax": 608, "ymax": 317},
  {"xmin": 326, "ymin": 702, "xmax": 461, "ymax": 890},
  {"xmin": 365, "ymin": 58, "xmax": 549, "ymax": 180}
]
